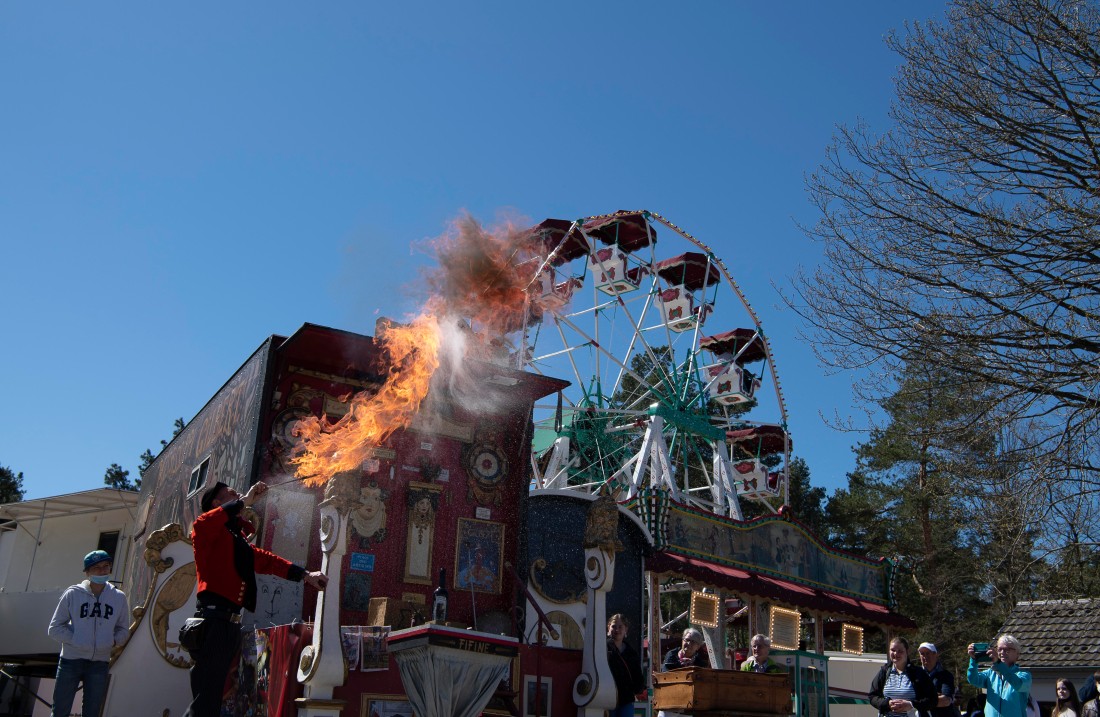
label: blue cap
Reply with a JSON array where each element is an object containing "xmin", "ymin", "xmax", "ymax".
[{"xmin": 83, "ymin": 550, "xmax": 112, "ymax": 571}]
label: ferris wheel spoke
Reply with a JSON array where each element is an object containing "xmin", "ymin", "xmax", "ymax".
[
  {"xmin": 581, "ymin": 244, "xmax": 692, "ymax": 410},
  {"xmin": 550, "ymin": 315, "xmax": 595, "ymax": 404},
  {"xmin": 528, "ymin": 342, "xmax": 594, "ymax": 363},
  {"xmin": 601, "ymin": 288, "xmax": 710, "ymax": 415},
  {"xmin": 564, "ymin": 405, "xmax": 653, "ymax": 417},
  {"xmin": 551, "ymin": 310, "xmax": 664, "ymax": 406},
  {"xmin": 611, "ymin": 338, "xmax": 678, "ymax": 411},
  {"xmin": 609, "ymin": 290, "xmax": 659, "ymax": 397}
]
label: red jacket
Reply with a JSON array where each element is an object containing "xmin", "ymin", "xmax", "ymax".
[{"xmin": 191, "ymin": 499, "xmax": 303, "ymax": 609}]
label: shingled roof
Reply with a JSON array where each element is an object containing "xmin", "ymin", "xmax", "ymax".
[{"xmin": 998, "ymin": 599, "xmax": 1100, "ymax": 670}]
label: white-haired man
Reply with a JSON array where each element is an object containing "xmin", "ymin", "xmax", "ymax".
[
  {"xmin": 741, "ymin": 634, "xmax": 785, "ymax": 673},
  {"xmin": 967, "ymin": 635, "xmax": 1031, "ymax": 717},
  {"xmin": 661, "ymin": 627, "xmax": 710, "ymax": 671},
  {"xmin": 659, "ymin": 628, "xmax": 710, "ymax": 717}
]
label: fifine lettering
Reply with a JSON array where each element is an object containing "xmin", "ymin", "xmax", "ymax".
[{"xmin": 457, "ymin": 639, "xmax": 489, "ymax": 654}]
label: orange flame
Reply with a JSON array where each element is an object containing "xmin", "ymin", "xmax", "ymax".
[
  {"xmin": 291, "ymin": 314, "xmax": 441, "ymax": 486},
  {"xmin": 290, "ymin": 213, "xmax": 555, "ymax": 487}
]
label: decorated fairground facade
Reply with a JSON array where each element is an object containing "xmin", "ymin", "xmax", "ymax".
[{"xmin": 100, "ymin": 212, "xmax": 912, "ymax": 717}]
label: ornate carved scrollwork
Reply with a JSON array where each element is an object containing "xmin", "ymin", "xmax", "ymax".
[
  {"xmin": 143, "ymin": 523, "xmax": 191, "ymax": 574},
  {"xmin": 584, "ymin": 555, "xmax": 607, "ymax": 589},
  {"xmin": 583, "ymin": 495, "xmax": 623, "ymax": 557},
  {"xmin": 319, "ymin": 515, "xmax": 336, "ymax": 550},
  {"xmin": 299, "ymin": 645, "xmax": 317, "ymax": 680},
  {"xmin": 529, "ymin": 558, "xmax": 587, "ymax": 605},
  {"xmin": 115, "ymin": 523, "xmax": 193, "ymax": 668}
]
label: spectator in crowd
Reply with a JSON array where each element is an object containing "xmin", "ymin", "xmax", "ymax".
[
  {"xmin": 967, "ymin": 636, "xmax": 1032, "ymax": 717},
  {"xmin": 741, "ymin": 634, "xmax": 785, "ymax": 674},
  {"xmin": 661, "ymin": 628, "xmax": 710, "ymax": 671},
  {"xmin": 1054, "ymin": 679, "xmax": 1082, "ymax": 717},
  {"xmin": 658, "ymin": 628, "xmax": 710, "ymax": 717},
  {"xmin": 964, "ymin": 696, "xmax": 987, "ymax": 717},
  {"xmin": 870, "ymin": 637, "xmax": 937, "ymax": 717},
  {"xmin": 953, "ymin": 690, "xmax": 966, "ymax": 716},
  {"xmin": 918, "ymin": 642, "xmax": 960, "ymax": 717},
  {"xmin": 46, "ymin": 551, "xmax": 130, "ymax": 717},
  {"xmin": 606, "ymin": 614, "xmax": 644, "ymax": 717},
  {"xmin": 1082, "ymin": 671, "xmax": 1100, "ymax": 713}
]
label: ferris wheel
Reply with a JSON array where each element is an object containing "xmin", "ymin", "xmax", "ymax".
[{"xmin": 518, "ymin": 210, "xmax": 792, "ymax": 519}]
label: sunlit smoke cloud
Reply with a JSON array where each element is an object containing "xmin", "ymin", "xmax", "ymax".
[
  {"xmin": 291, "ymin": 212, "xmax": 551, "ymax": 486},
  {"xmin": 423, "ymin": 213, "xmax": 543, "ymax": 337}
]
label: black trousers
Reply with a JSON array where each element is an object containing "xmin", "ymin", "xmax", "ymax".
[{"xmin": 184, "ymin": 617, "xmax": 242, "ymax": 717}]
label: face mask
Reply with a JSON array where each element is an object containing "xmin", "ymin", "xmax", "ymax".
[{"xmin": 89, "ymin": 575, "xmax": 110, "ymax": 585}]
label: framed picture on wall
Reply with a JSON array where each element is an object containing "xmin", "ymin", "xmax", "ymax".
[
  {"xmin": 361, "ymin": 694, "xmax": 414, "ymax": 717},
  {"xmin": 454, "ymin": 518, "xmax": 504, "ymax": 595},
  {"xmin": 403, "ymin": 482, "xmax": 443, "ymax": 585},
  {"xmin": 523, "ymin": 676, "xmax": 551, "ymax": 717}
]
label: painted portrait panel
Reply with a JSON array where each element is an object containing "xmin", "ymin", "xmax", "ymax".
[{"xmin": 454, "ymin": 518, "xmax": 504, "ymax": 595}]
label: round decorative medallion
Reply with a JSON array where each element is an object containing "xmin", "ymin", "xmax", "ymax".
[
  {"xmin": 272, "ymin": 408, "xmax": 311, "ymax": 450},
  {"xmin": 465, "ymin": 442, "xmax": 507, "ymax": 505},
  {"xmin": 472, "ymin": 448, "xmax": 503, "ymax": 484}
]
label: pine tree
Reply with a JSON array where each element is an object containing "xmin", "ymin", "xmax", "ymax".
[
  {"xmin": 0, "ymin": 464, "xmax": 25, "ymax": 504},
  {"xmin": 104, "ymin": 463, "xmax": 138, "ymax": 491},
  {"xmin": 783, "ymin": 457, "xmax": 826, "ymax": 535},
  {"xmin": 825, "ymin": 360, "xmax": 997, "ymax": 666}
]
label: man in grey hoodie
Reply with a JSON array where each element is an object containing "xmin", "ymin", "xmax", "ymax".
[{"xmin": 47, "ymin": 550, "xmax": 130, "ymax": 717}]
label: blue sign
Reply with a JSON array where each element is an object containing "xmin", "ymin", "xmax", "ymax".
[{"xmin": 350, "ymin": 553, "xmax": 376, "ymax": 572}]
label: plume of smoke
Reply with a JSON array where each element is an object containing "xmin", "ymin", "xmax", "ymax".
[
  {"xmin": 423, "ymin": 213, "xmax": 544, "ymax": 336},
  {"xmin": 292, "ymin": 211, "xmax": 555, "ymax": 485},
  {"xmin": 420, "ymin": 212, "xmax": 550, "ymax": 414}
]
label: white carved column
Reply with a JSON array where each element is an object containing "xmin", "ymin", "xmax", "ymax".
[
  {"xmin": 573, "ymin": 496, "xmax": 622, "ymax": 717},
  {"xmin": 296, "ymin": 472, "xmax": 360, "ymax": 717}
]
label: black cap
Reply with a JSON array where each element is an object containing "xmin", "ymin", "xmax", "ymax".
[{"xmin": 200, "ymin": 481, "xmax": 229, "ymax": 513}]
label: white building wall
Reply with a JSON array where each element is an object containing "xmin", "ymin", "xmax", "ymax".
[
  {"xmin": 1, "ymin": 506, "xmax": 134, "ymax": 592},
  {"xmin": 0, "ymin": 491, "xmax": 138, "ymax": 661},
  {"xmin": 0, "ymin": 525, "xmax": 20, "ymax": 588}
]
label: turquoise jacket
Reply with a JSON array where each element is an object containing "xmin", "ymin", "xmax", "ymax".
[{"xmin": 967, "ymin": 660, "xmax": 1032, "ymax": 717}]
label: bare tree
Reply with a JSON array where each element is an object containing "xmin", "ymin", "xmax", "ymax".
[{"xmin": 790, "ymin": 0, "xmax": 1100, "ymax": 507}]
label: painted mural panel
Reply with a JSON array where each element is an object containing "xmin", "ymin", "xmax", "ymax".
[
  {"xmin": 662, "ymin": 503, "xmax": 888, "ymax": 603},
  {"xmin": 124, "ymin": 340, "xmax": 272, "ymax": 601}
]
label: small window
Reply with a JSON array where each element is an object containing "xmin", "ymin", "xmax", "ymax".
[
  {"xmin": 187, "ymin": 457, "xmax": 211, "ymax": 496},
  {"xmin": 97, "ymin": 531, "xmax": 120, "ymax": 559}
]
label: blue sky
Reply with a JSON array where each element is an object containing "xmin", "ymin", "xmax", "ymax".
[{"xmin": 1, "ymin": 1, "xmax": 947, "ymax": 501}]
